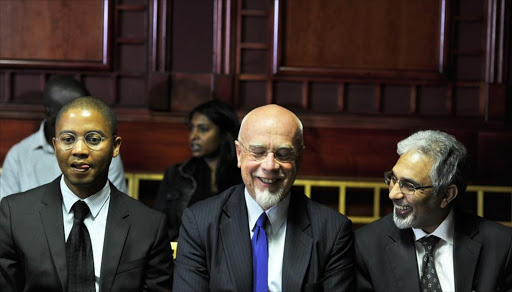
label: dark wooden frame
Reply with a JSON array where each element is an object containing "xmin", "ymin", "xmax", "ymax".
[
  {"xmin": 271, "ymin": 0, "xmax": 450, "ymax": 80},
  {"xmin": 0, "ymin": 0, "xmax": 112, "ymax": 70}
]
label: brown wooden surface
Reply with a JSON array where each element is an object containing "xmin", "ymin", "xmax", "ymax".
[
  {"xmin": 278, "ymin": 0, "xmax": 445, "ymax": 78},
  {"xmin": 0, "ymin": 0, "xmax": 108, "ymax": 68}
]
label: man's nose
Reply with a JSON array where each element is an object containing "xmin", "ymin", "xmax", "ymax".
[
  {"xmin": 71, "ymin": 138, "xmax": 89, "ymax": 155},
  {"xmin": 388, "ymin": 183, "xmax": 403, "ymax": 200},
  {"xmin": 261, "ymin": 152, "xmax": 279, "ymax": 170}
]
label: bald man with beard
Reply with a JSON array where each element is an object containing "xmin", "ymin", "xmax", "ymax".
[{"xmin": 173, "ymin": 104, "xmax": 354, "ymax": 292}]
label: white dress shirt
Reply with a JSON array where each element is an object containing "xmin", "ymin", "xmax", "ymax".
[
  {"xmin": 62, "ymin": 177, "xmax": 111, "ymax": 292},
  {"xmin": 413, "ymin": 209, "xmax": 455, "ymax": 292},
  {"xmin": 245, "ymin": 189, "xmax": 290, "ymax": 292}
]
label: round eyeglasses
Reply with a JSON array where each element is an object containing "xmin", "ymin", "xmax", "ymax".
[
  {"xmin": 384, "ymin": 171, "xmax": 433, "ymax": 196},
  {"xmin": 237, "ymin": 140, "xmax": 300, "ymax": 163},
  {"xmin": 56, "ymin": 132, "xmax": 109, "ymax": 150}
]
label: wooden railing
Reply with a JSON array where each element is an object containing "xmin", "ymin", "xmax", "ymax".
[
  {"xmin": 1, "ymin": 168, "xmax": 510, "ymax": 227},
  {"xmin": 124, "ymin": 172, "xmax": 512, "ymax": 227}
]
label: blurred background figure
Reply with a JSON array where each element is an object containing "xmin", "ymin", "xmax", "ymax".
[
  {"xmin": 154, "ymin": 100, "xmax": 242, "ymax": 241},
  {"xmin": 0, "ymin": 75, "xmax": 128, "ymax": 201}
]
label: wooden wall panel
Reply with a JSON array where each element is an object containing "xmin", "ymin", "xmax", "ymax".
[
  {"xmin": 117, "ymin": 121, "xmax": 190, "ymax": 172},
  {"xmin": 277, "ymin": 0, "xmax": 447, "ymax": 79},
  {"xmin": 0, "ymin": 119, "xmax": 40, "ymax": 160},
  {"xmin": 0, "ymin": 0, "xmax": 109, "ymax": 69}
]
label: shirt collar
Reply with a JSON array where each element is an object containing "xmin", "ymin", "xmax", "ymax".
[
  {"xmin": 413, "ymin": 208, "xmax": 455, "ymax": 245},
  {"xmin": 61, "ymin": 176, "xmax": 111, "ymax": 219},
  {"xmin": 244, "ymin": 188, "xmax": 290, "ymax": 235}
]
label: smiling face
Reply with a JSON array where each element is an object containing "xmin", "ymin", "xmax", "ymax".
[
  {"xmin": 389, "ymin": 151, "xmax": 446, "ymax": 233},
  {"xmin": 53, "ymin": 107, "xmax": 121, "ymax": 198},
  {"xmin": 236, "ymin": 105, "xmax": 303, "ymax": 210},
  {"xmin": 189, "ymin": 113, "xmax": 221, "ymax": 159}
]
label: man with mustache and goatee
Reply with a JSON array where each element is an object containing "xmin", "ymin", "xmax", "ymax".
[
  {"xmin": 355, "ymin": 130, "xmax": 512, "ymax": 292},
  {"xmin": 173, "ymin": 104, "xmax": 354, "ymax": 292}
]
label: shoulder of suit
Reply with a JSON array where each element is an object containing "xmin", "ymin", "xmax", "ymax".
[
  {"xmin": 455, "ymin": 209, "xmax": 512, "ymax": 236},
  {"xmin": 111, "ymin": 189, "xmax": 166, "ymax": 218},
  {"xmin": 3, "ymin": 180, "xmax": 53, "ymax": 202},
  {"xmin": 355, "ymin": 213, "xmax": 395, "ymax": 236},
  {"xmin": 302, "ymin": 194, "xmax": 350, "ymax": 223},
  {"xmin": 186, "ymin": 184, "xmax": 243, "ymax": 211}
]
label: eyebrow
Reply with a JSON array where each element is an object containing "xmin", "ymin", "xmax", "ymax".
[{"xmin": 59, "ymin": 130, "xmax": 106, "ymax": 136}]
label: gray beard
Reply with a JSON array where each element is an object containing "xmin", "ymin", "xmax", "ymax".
[
  {"xmin": 393, "ymin": 208, "xmax": 417, "ymax": 229},
  {"xmin": 254, "ymin": 187, "xmax": 286, "ymax": 210}
]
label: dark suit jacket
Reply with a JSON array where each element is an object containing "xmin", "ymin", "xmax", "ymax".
[
  {"xmin": 0, "ymin": 177, "xmax": 173, "ymax": 292},
  {"xmin": 354, "ymin": 210, "xmax": 512, "ymax": 292},
  {"xmin": 173, "ymin": 184, "xmax": 354, "ymax": 292}
]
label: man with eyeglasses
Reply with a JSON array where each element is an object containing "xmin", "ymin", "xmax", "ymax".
[
  {"xmin": 173, "ymin": 104, "xmax": 354, "ymax": 291},
  {"xmin": 354, "ymin": 130, "xmax": 512, "ymax": 292},
  {"xmin": 0, "ymin": 75, "xmax": 127, "ymax": 201},
  {"xmin": 0, "ymin": 97, "xmax": 173, "ymax": 291}
]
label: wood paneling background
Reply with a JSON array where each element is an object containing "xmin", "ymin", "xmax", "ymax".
[
  {"xmin": 0, "ymin": 0, "xmax": 511, "ymax": 186},
  {"xmin": 0, "ymin": 0, "xmax": 109, "ymax": 68}
]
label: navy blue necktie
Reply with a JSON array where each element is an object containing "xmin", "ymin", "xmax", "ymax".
[{"xmin": 252, "ymin": 212, "xmax": 268, "ymax": 292}]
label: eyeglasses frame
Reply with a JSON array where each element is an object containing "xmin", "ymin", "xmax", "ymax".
[
  {"xmin": 236, "ymin": 140, "xmax": 302, "ymax": 163},
  {"xmin": 384, "ymin": 170, "xmax": 434, "ymax": 195},
  {"xmin": 55, "ymin": 132, "xmax": 111, "ymax": 151}
]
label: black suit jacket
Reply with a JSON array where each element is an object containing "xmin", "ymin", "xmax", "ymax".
[
  {"xmin": 0, "ymin": 177, "xmax": 173, "ymax": 292},
  {"xmin": 354, "ymin": 210, "xmax": 512, "ymax": 292},
  {"xmin": 173, "ymin": 184, "xmax": 354, "ymax": 292}
]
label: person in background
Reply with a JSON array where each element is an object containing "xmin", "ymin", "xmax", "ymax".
[
  {"xmin": 354, "ymin": 130, "xmax": 512, "ymax": 292},
  {"xmin": 154, "ymin": 100, "xmax": 242, "ymax": 241},
  {"xmin": 0, "ymin": 75, "xmax": 127, "ymax": 201},
  {"xmin": 173, "ymin": 104, "xmax": 354, "ymax": 291},
  {"xmin": 0, "ymin": 96, "xmax": 173, "ymax": 291}
]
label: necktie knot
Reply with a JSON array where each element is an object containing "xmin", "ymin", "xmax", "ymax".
[
  {"xmin": 418, "ymin": 235, "xmax": 441, "ymax": 254},
  {"xmin": 255, "ymin": 212, "xmax": 268, "ymax": 228},
  {"xmin": 72, "ymin": 201, "xmax": 90, "ymax": 222}
]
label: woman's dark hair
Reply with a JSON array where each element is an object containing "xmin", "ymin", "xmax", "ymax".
[{"xmin": 187, "ymin": 100, "xmax": 241, "ymax": 191}]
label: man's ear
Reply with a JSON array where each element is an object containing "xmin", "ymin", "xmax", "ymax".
[
  {"xmin": 112, "ymin": 136, "xmax": 122, "ymax": 157},
  {"xmin": 440, "ymin": 184, "xmax": 458, "ymax": 208},
  {"xmin": 235, "ymin": 140, "xmax": 242, "ymax": 168}
]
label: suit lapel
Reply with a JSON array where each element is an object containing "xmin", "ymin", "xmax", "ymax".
[
  {"xmin": 99, "ymin": 186, "xmax": 130, "ymax": 292},
  {"xmin": 282, "ymin": 193, "xmax": 312, "ymax": 292},
  {"xmin": 453, "ymin": 210, "xmax": 481, "ymax": 292},
  {"xmin": 219, "ymin": 187, "xmax": 253, "ymax": 292},
  {"xmin": 386, "ymin": 226, "xmax": 421, "ymax": 291},
  {"xmin": 39, "ymin": 178, "xmax": 67, "ymax": 291}
]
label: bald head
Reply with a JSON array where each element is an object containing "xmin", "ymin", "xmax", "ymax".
[{"xmin": 238, "ymin": 104, "xmax": 303, "ymax": 148}]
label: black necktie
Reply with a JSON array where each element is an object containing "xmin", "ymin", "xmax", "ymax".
[
  {"xmin": 418, "ymin": 236, "xmax": 442, "ymax": 292},
  {"xmin": 66, "ymin": 200, "xmax": 95, "ymax": 292}
]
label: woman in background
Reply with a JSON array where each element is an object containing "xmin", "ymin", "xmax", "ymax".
[{"xmin": 154, "ymin": 100, "xmax": 242, "ymax": 241}]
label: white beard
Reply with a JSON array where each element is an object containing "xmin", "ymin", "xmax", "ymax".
[
  {"xmin": 393, "ymin": 209, "xmax": 416, "ymax": 229},
  {"xmin": 254, "ymin": 187, "xmax": 286, "ymax": 210}
]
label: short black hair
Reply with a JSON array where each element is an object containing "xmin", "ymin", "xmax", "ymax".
[
  {"xmin": 43, "ymin": 75, "xmax": 90, "ymax": 110},
  {"xmin": 56, "ymin": 96, "xmax": 117, "ymax": 136}
]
